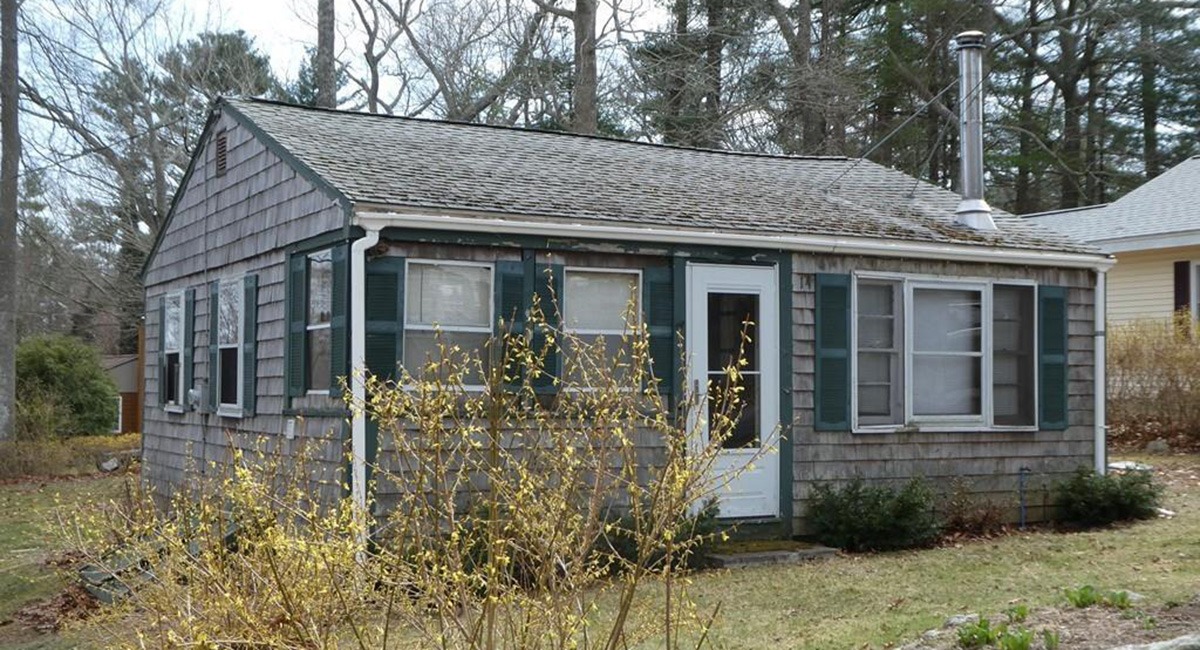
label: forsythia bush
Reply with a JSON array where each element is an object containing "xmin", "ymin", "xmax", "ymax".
[{"xmin": 64, "ymin": 293, "xmax": 768, "ymax": 649}]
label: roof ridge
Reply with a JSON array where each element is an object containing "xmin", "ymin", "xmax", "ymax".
[
  {"xmin": 1022, "ymin": 203, "xmax": 1110, "ymax": 219},
  {"xmin": 225, "ymin": 96, "xmax": 856, "ymax": 164}
]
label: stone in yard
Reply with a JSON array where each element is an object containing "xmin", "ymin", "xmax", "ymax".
[
  {"xmin": 98, "ymin": 457, "xmax": 121, "ymax": 473},
  {"xmin": 1109, "ymin": 461, "xmax": 1154, "ymax": 473},
  {"xmin": 1145, "ymin": 438, "xmax": 1171, "ymax": 454},
  {"xmin": 944, "ymin": 613, "xmax": 979, "ymax": 627},
  {"xmin": 1108, "ymin": 634, "xmax": 1200, "ymax": 650}
]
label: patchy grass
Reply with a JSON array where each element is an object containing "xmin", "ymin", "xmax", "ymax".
[
  {"xmin": 3, "ymin": 455, "xmax": 1199, "ymax": 649},
  {"xmin": 0, "ymin": 475, "xmax": 126, "ymax": 649},
  {"xmin": 689, "ymin": 456, "xmax": 1200, "ymax": 649},
  {"xmin": 0, "ymin": 433, "xmax": 139, "ymax": 481}
]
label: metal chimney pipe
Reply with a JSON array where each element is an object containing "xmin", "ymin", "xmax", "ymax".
[{"xmin": 954, "ymin": 31, "xmax": 996, "ymax": 231}]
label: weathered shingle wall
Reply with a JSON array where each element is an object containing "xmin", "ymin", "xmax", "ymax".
[
  {"xmin": 142, "ymin": 110, "xmax": 346, "ymax": 503},
  {"xmin": 789, "ymin": 254, "xmax": 1097, "ymax": 532}
]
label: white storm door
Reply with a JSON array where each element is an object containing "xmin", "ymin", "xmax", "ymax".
[{"xmin": 686, "ymin": 263, "xmax": 780, "ymax": 519}]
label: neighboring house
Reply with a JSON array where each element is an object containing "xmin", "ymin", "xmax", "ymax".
[
  {"xmin": 140, "ymin": 38, "xmax": 1111, "ymax": 535},
  {"xmin": 101, "ymin": 354, "xmax": 141, "ymax": 434},
  {"xmin": 1026, "ymin": 156, "xmax": 1200, "ymax": 325}
]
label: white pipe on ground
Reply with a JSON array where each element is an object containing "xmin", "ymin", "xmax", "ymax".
[{"xmin": 350, "ymin": 225, "xmax": 381, "ymax": 520}]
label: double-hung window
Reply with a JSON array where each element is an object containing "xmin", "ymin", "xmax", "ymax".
[
  {"xmin": 306, "ymin": 251, "xmax": 334, "ymax": 392},
  {"xmin": 852, "ymin": 276, "xmax": 1037, "ymax": 431},
  {"xmin": 217, "ymin": 278, "xmax": 244, "ymax": 410},
  {"xmin": 404, "ymin": 261, "xmax": 493, "ymax": 383},
  {"xmin": 162, "ymin": 292, "xmax": 184, "ymax": 407},
  {"xmin": 562, "ymin": 269, "xmax": 641, "ymax": 383}
]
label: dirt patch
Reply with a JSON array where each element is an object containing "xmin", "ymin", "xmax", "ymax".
[
  {"xmin": 901, "ymin": 598, "xmax": 1200, "ymax": 649},
  {"xmin": 12, "ymin": 584, "xmax": 99, "ymax": 633}
]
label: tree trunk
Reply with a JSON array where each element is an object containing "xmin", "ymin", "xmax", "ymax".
[
  {"xmin": 316, "ymin": 0, "xmax": 336, "ymax": 108},
  {"xmin": 1014, "ymin": 0, "xmax": 1040, "ymax": 213},
  {"xmin": 1139, "ymin": 1, "xmax": 1160, "ymax": 179},
  {"xmin": 702, "ymin": 0, "xmax": 723, "ymax": 148},
  {"xmin": 0, "ymin": 0, "xmax": 18, "ymax": 440},
  {"xmin": 572, "ymin": 0, "xmax": 598, "ymax": 134},
  {"xmin": 663, "ymin": 0, "xmax": 689, "ymax": 144}
]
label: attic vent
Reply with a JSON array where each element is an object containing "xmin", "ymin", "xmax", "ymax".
[{"xmin": 215, "ymin": 130, "xmax": 228, "ymax": 177}]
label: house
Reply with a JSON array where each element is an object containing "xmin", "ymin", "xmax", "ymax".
[
  {"xmin": 101, "ymin": 354, "xmax": 141, "ymax": 434},
  {"xmin": 141, "ymin": 34, "xmax": 1111, "ymax": 535},
  {"xmin": 1025, "ymin": 156, "xmax": 1200, "ymax": 325}
]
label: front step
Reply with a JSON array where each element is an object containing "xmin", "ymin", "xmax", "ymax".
[{"xmin": 709, "ymin": 544, "xmax": 837, "ymax": 569}]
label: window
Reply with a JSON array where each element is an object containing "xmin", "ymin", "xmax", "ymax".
[
  {"xmin": 404, "ymin": 261, "xmax": 493, "ymax": 382},
  {"xmin": 307, "ymin": 251, "xmax": 333, "ymax": 392},
  {"xmin": 562, "ymin": 269, "xmax": 640, "ymax": 383},
  {"xmin": 217, "ymin": 278, "xmax": 243, "ymax": 408},
  {"xmin": 852, "ymin": 276, "xmax": 1037, "ymax": 430},
  {"xmin": 162, "ymin": 292, "xmax": 184, "ymax": 407}
]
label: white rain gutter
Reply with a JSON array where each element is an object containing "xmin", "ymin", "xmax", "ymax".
[
  {"xmin": 350, "ymin": 224, "xmax": 381, "ymax": 520},
  {"xmin": 353, "ymin": 209, "xmax": 1114, "ymax": 271},
  {"xmin": 1095, "ymin": 268, "xmax": 1108, "ymax": 474}
]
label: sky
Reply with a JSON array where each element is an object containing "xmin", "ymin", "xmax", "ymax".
[{"xmin": 195, "ymin": 0, "xmax": 328, "ymax": 81}]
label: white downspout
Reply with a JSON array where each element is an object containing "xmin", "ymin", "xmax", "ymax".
[
  {"xmin": 350, "ymin": 225, "xmax": 381, "ymax": 519},
  {"xmin": 1095, "ymin": 268, "xmax": 1107, "ymax": 474}
]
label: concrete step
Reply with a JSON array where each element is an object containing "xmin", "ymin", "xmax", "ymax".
[{"xmin": 709, "ymin": 545, "xmax": 837, "ymax": 569}]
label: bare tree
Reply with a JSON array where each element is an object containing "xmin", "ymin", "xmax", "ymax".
[{"xmin": 0, "ymin": 0, "xmax": 18, "ymax": 440}]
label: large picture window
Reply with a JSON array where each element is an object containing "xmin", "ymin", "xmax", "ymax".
[
  {"xmin": 162, "ymin": 292, "xmax": 184, "ymax": 407},
  {"xmin": 217, "ymin": 278, "xmax": 243, "ymax": 409},
  {"xmin": 852, "ymin": 276, "xmax": 1037, "ymax": 430},
  {"xmin": 562, "ymin": 269, "xmax": 640, "ymax": 383},
  {"xmin": 404, "ymin": 261, "xmax": 493, "ymax": 382}
]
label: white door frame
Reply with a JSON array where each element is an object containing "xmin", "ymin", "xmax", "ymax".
[{"xmin": 686, "ymin": 263, "xmax": 780, "ymax": 519}]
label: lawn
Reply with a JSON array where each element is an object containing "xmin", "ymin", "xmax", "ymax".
[{"xmin": 2, "ymin": 454, "xmax": 1197, "ymax": 649}]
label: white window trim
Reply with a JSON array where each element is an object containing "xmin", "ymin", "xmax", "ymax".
[
  {"xmin": 217, "ymin": 276, "xmax": 245, "ymax": 416},
  {"xmin": 402, "ymin": 259, "xmax": 495, "ymax": 390},
  {"xmin": 850, "ymin": 272, "xmax": 1039, "ymax": 433},
  {"xmin": 163, "ymin": 290, "xmax": 185, "ymax": 411},
  {"xmin": 306, "ymin": 251, "xmax": 334, "ymax": 396},
  {"xmin": 1190, "ymin": 261, "xmax": 1200, "ymax": 320}
]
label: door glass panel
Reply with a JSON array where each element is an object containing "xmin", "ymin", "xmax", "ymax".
[
  {"xmin": 709, "ymin": 373, "xmax": 759, "ymax": 448},
  {"xmin": 707, "ymin": 293, "xmax": 758, "ymax": 370},
  {"xmin": 707, "ymin": 292, "xmax": 760, "ymax": 449}
]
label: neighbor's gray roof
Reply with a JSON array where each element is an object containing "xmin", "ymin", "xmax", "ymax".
[
  {"xmin": 1025, "ymin": 156, "xmax": 1200, "ymax": 246},
  {"xmin": 226, "ymin": 98, "xmax": 1098, "ymax": 255}
]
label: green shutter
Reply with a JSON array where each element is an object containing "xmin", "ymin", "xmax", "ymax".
[
  {"xmin": 643, "ymin": 265, "xmax": 676, "ymax": 401},
  {"xmin": 494, "ymin": 260, "xmax": 527, "ymax": 385},
  {"xmin": 242, "ymin": 274, "xmax": 258, "ymax": 417},
  {"xmin": 157, "ymin": 297, "xmax": 167, "ymax": 406},
  {"xmin": 365, "ymin": 256, "xmax": 406, "ymax": 382},
  {"xmin": 329, "ymin": 244, "xmax": 350, "ymax": 395},
  {"xmin": 208, "ymin": 281, "xmax": 220, "ymax": 412},
  {"xmin": 182, "ymin": 288, "xmax": 195, "ymax": 408},
  {"xmin": 814, "ymin": 273, "xmax": 851, "ymax": 431},
  {"xmin": 285, "ymin": 253, "xmax": 307, "ymax": 400},
  {"xmin": 1038, "ymin": 285, "xmax": 1069, "ymax": 430},
  {"xmin": 529, "ymin": 256, "xmax": 563, "ymax": 391}
]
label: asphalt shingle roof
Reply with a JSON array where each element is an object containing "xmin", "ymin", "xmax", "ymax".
[
  {"xmin": 1025, "ymin": 156, "xmax": 1200, "ymax": 246},
  {"xmin": 228, "ymin": 98, "xmax": 1097, "ymax": 255}
]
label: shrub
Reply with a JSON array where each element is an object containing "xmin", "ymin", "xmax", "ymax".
[
  {"xmin": 1108, "ymin": 312, "xmax": 1200, "ymax": 449},
  {"xmin": 1055, "ymin": 468, "xmax": 1161, "ymax": 527},
  {"xmin": 957, "ymin": 617, "xmax": 1001, "ymax": 648},
  {"xmin": 942, "ymin": 478, "xmax": 1009, "ymax": 537},
  {"xmin": 16, "ymin": 334, "xmax": 117, "ymax": 436},
  {"xmin": 807, "ymin": 477, "xmax": 941, "ymax": 551},
  {"xmin": 68, "ymin": 297, "xmax": 762, "ymax": 648},
  {"xmin": 598, "ymin": 497, "xmax": 721, "ymax": 572}
]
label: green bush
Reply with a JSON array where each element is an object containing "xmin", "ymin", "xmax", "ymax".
[
  {"xmin": 1055, "ymin": 468, "xmax": 1161, "ymax": 527},
  {"xmin": 598, "ymin": 497, "xmax": 720, "ymax": 572},
  {"xmin": 16, "ymin": 334, "xmax": 117, "ymax": 436},
  {"xmin": 807, "ymin": 477, "xmax": 941, "ymax": 552}
]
